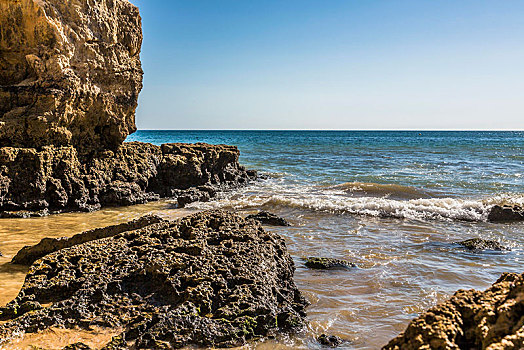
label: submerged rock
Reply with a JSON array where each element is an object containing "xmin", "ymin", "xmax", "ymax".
[
  {"xmin": 0, "ymin": 0, "xmax": 143, "ymax": 151},
  {"xmin": 304, "ymin": 257, "xmax": 356, "ymax": 270},
  {"xmin": 383, "ymin": 272, "xmax": 524, "ymax": 349},
  {"xmin": 456, "ymin": 238, "xmax": 508, "ymax": 251},
  {"xmin": 12, "ymin": 215, "xmax": 165, "ymax": 265},
  {"xmin": 488, "ymin": 205, "xmax": 524, "ymax": 222},
  {"xmin": 246, "ymin": 211, "xmax": 291, "ymax": 226},
  {"xmin": 0, "ymin": 142, "xmax": 255, "ymax": 215},
  {"xmin": 317, "ymin": 334, "xmax": 344, "ymax": 347},
  {"xmin": 0, "ymin": 210, "xmax": 308, "ymax": 349}
]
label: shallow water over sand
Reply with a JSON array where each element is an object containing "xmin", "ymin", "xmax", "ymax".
[{"xmin": 1, "ymin": 199, "xmax": 523, "ymax": 349}]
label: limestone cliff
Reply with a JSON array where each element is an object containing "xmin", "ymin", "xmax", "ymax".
[{"xmin": 0, "ymin": 0, "xmax": 143, "ymax": 150}]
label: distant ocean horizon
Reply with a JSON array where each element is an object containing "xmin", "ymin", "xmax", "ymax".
[{"xmin": 125, "ymin": 129, "xmax": 523, "ymax": 348}]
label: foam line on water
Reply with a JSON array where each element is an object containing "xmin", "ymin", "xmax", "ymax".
[{"xmin": 187, "ymin": 180, "xmax": 524, "ymax": 222}]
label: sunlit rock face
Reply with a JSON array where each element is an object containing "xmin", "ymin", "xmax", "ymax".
[
  {"xmin": 0, "ymin": 0, "xmax": 143, "ymax": 151},
  {"xmin": 383, "ymin": 272, "xmax": 524, "ymax": 350}
]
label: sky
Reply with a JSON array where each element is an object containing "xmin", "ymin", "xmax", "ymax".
[{"xmin": 129, "ymin": 0, "xmax": 524, "ymax": 130}]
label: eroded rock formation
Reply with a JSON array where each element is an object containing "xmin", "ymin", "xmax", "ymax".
[
  {"xmin": 12, "ymin": 215, "xmax": 165, "ymax": 265},
  {"xmin": 0, "ymin": 0, "xmax": 143, "ymax": 150},
  {"xmin": 0, "ymin": 142, "xmax": 255, "ymax": 216},
  {"xmin": 0, "ymin": 210, "xmax": 308, "ymax": 349},
  {"xmin": 246, "ymin": 211, "xmax": 291, "ymax": 226},
  {"xmin": 383, "ymin": 272, "xmax": 524, "ymax": 349}
]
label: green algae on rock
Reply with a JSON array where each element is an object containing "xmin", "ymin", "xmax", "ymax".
[
  {"xmin": 11, "ymin": 215, "xmax": 166, "ymax": 265},
  {"xmin": 0, "ymin": 210, "xmax": 308, "ymax": 349},
  {"xmin": 456, "ymin": 238, "xmax": 509, "ymax": 251},
  {"xmin": 304, "ymin": 257, "xmax": 356, "ymax": 270},
  {"xmin": 383, "ymin": 272, "xmax": 524, "ymax": 350}
]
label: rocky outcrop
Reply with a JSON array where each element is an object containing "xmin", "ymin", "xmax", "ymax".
[
  {"xmin": 317, "ymin": 334, "xmax": 344, "ymax": 347},
  {"xmin": 383, "ymin": 272, "xmax": 524, "ymax": 349},
  {"xmin": 456, "ymin": 238, "xmax": 508, "ymax": 251},
  {"xmin": 246, "ymin": 211, "xmax": 291, "ymax": 226},
  {"xmin": 304, "ymin": 257, "xmax": 356, "ymax": 270},
  {"xmin": 0, "ymin": 142, "xmax": 255, "ymax": 216},
  {"xmin": 0, "ymin": 0, "xmax": 143, "ymax": 151},
  {"xmin": 0, "ymin": 210, "xmax": 308, "ymax": 349},
  {"xmin": 488, "ymin": 205, "xmax": 524, "ymax": 223},
  {"xmin": 12, "ymin": 215, "xmax": 165, "ymax": 265}
]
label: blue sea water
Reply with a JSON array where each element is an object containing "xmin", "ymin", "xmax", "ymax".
[
  {"xmin": 129, "ymin": 130, "xmax": 523, "ymax": 196},
  {"xmin": 125, "ymin": 130, "xmax": 523, "ymax": 349}
]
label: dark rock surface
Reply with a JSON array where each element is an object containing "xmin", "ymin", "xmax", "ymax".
[
  {"xmin": 12, "ymin": 215, "xmax": 165, "ymax": 265},
  {"xmin": 318, "ymin": 334, "xmax": 344, "ymax": 347},
  {"xmin": 246, "ymin": 211, "xmax": 291, "ymax": 226},
  {"xmin": 0, "ymin": 210, "xmax": 308, "ymax": 349},
  {"xmin": 383, "ymin": 272, "xmax": 524, "ymax": 349},
  {"xmin": 488, "ymin": 205, "xmax": 524, "ymax": 222},
  {"xmin": 0, "ymin": 142, "xmax": 255, "ymax": 216},
  {"xmin": 304, "ymin": 257, "xmax": 356, "ymax": 270},
  {"xmin": 0, "ymin": 0, "xmax": 143, "ymax": 151},
  {"xmin": 456, "ymin": 238, "xmax": 508, "ymax": 251}
]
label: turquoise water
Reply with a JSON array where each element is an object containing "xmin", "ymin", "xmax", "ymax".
[{"xmin": 126, "ymin": 130, "xmax": 524, "ymax": 349}]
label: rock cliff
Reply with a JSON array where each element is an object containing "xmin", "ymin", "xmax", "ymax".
[
  {"xmin": 0, "ymin": 210, "xmax": 308, "ymax": 349},
  {"xmin": 384, "ymin": 272, "xmax": 524, "ymax": 349},
  {"xmin": 0, "ymin": 142, "xmax": 255, "ymax": 216},
  {"xmin": 0, "ymin": 0, "xmax": 143, "ymax": 150}
]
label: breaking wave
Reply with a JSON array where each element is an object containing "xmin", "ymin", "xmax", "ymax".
[
  {"xmin": 331, "ymin": 182, "xmax": 435, "ymax": 200},
  {"xmin": 187, "ymin": 180, "xmax": 524, "ymax": 222}
]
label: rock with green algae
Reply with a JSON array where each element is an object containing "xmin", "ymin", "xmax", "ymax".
[
  {"xmin": 0, "ymin": 142, "xmax": 255, "ymax": 216},
  {"xmin": 12, "ymin": 215, "xmax": 166, "ymax": 265},
  {"xmin": 0, "ymin": 210, "xmax": 308, "ymax": 349},
  {"xmin": 456, "ymin": 238, "xmax": 509, "ymax": 251},
  {"xmin": 383, "ymin": 272, "xmax": 524, "ymax": 350},
  {"xmin": 304, "ymin": 257, "xmax": 356, "ymax": 270}
]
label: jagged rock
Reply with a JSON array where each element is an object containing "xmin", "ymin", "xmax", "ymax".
[
  {"xmin": 246, "ymin": 211, "xmax": 291, "ymax": 226},
  {"xmin": 63, "ymin": 343, "xmax": 91, "ymax": 350},
  {"xmin": 317, "ymin": 334, "xmax": 344, "ymax": 347},
  {"xmin": 0, "ymin": 210, "xmax": 308, "ymax": 349},
  {"xmin": 456, "ymin": 238, "xmax": 508, "ymax": 251},
  {"xmin": 383, "ymin": 272, "xmax": 524, "ymax": 350},
  {"xmin": 0, "ymin": 0, "xmax": 143, "ymax": 151},
  {"xmin": 488, "ymin": 205, "xmax": 524, "ymax": 222},
  {"xmin": 304, "ymin": 257, "xmax": 356, "ymax": 270},
  {"xmin": 0, "ymin": 142, "xmax": 255, "ymax": 215},
  {"xmin": 12, "ymin": 215, "xmax": 165, "ymax": 265}
]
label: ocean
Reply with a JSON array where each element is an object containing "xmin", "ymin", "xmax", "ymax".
[{"xmin": 1, "ymin": 130, "xmax": 522, "ymax": 349}]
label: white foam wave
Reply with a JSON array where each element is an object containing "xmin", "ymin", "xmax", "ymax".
[{"xmin": 187, "ymin": 181, "xmax": 524, "ymax": 222}]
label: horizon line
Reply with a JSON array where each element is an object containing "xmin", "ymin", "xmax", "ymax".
[{"xmin": 134, "ymin": 128, "xmax": 524, "ymax": 132}]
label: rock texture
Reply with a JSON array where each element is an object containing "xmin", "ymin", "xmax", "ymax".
[
  {"xmin": 246, "ymin": 211, "xmax": 291, "ymax": 226},
  {"xmin": 304, "ymin": 257, "xmax": 356, "ymax": 270},
  {"xmin": 0, "ymin": 210, "xmax": 308, "ymax": 349},
  {"xmin": 0, "ymin": 0, "xmax": 143, "ymax": 151},
  {"xmin": 488, "ymin": 205, "xmax": 524, "ymax": 223},
  {"xmin": 0, "ymin": 142, "xmax": 255, "ymax": 216},
  {"xmin": 12, "ymin": 215, "xmax": 165, "ymax": 265},
  {"xmin": 383, "ymin": 272, "xmax": 524, "ymax": 350},
  {"xmin": 456, "ymin": 238, "xmax": 508, "ymax": 252}
]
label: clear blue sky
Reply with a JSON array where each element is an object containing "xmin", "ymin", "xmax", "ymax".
[{"xmin": 129, "ymin": 0, "xmax": 524, "ymax": 130}]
